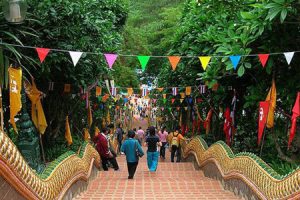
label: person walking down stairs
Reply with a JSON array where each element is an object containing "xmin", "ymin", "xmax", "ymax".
[
  {"xmin": 144, "ymin": 126, "xmax": 161, "ymax": 172},
  {"xmin": 170, "ymin": 126, "xmax": 185, "ymax": 163},
  {"xmin": 121, "ymin": 130, "xmax": 144, "ymax": 179}
]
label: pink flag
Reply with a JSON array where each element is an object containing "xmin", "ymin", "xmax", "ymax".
[
  {"xmin": 36, "ymin": 48, "xmax": 50, "ymax": 63},
  {"xmin": 104, "ymin": 54, "xmax": 118, "ymax": 69}
]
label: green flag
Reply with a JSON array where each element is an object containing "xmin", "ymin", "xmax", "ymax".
[{"xmin": 138, "ymin": 56, "xmax": 150, "ymax": 71}]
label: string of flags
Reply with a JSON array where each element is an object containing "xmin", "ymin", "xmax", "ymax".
[{"xmin": 0, "ymin": 43, "xmax": 297, "ymax": 72}]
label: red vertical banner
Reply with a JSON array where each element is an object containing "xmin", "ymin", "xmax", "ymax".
[
  {"xmin": 288, "ymin": 92, "xmax": 300, "ymax": 149},
  {"xmin": 258, "ymin": 101, "xmax": 270, "ymax": 145}
]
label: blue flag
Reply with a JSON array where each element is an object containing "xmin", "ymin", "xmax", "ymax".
[{"xmin": 230, "ymin": 56, "xmax": 241, "ymax": 70}]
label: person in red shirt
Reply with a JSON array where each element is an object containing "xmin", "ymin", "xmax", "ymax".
[{"xmin": 93, "ymin": 127, "xmax": 119, "ymax": 171}]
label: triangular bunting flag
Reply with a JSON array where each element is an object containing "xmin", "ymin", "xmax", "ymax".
[
  {"xmin": 229, "ymin": 55, "xmax": 241, "ymax": 70},
  {"xmin": 104, "ymin": 54, "xmax": 118, "ymax": 69},
  {"xmin": 180, "ymin": 92, "xmax": 185, "ymax": 99},
  {"xmin": 36, "ymin": 48, "xmax": 50, "ymax": 63},
  {"xmin": 69, "ymin": 51, "xmax": 83, "ymax": 67},
  {"xmin": 258, "ymin": 54, "xmax": 269, "ymax": 68},
  {"xmin": 199, "ymin": 56, "xmax": 211, "ymax": 70},
  {"xmin": 163, "ymin": 94, "xmax": 167, "ymax": 99},
  {"xmin": 180, "ymin": 99, "xmax": 184, "ymax": 103},
  {"xmin": 138, "ymin": 56, "xmax": 150, "ymax": 71},
  {"xmin": 171, "ymin": 98, "xmax": 175, "ymax": 104},
  {"xmin": 168, "ymin": 56, "xmax": 181, "ymax": 71},
  {"xmin": 284, "ymin": 52, "xmax": 294, "ymax": 65},
  {"xmin": 152, "ymin": 99, "xmax": 157, "ymax": 104},
  {"xmin": 161, "ymin": 107, "xmax": 164, "ymax": 111},
  {"xmin": 186, "ymin": 87, "xmax": 192, "ymax": 96},
  {"xmin": 157, "ymin": 88, "xmax": 164, "ymax": 92}
]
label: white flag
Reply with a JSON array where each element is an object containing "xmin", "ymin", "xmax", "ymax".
[
  {"xmin": 284, "ymin": 52, "xmax": 295, "ymax": 65},
  {"xmin": 69, "ymin": 51, "xmax": 83, "ymax": 66}
]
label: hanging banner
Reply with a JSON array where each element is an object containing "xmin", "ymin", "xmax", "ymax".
[
  {"xmin": 199, "ymin": 85, "xmax": 206, "ymax": 94},
  {"xmin": 168, "ymin": 56, "xmax": 181, "ymax": 71},
  {"xmin": 199, "ymin": 56, "xmax": 211, "ymax": 70},
  {"xmin": 288, "ymin": 92, "xmax": 300, "ymax": 148},
  {"xmin": 36, "ymin": 48, "xmax": 50, "ymax": 63},
  {"xmin": 258, "ymin": 101, "xmax": 270, "ymax": 145},
  {"xmin": 229, "ymin": 55, "xmax": 241, "ymax": 70},
  {"xmin": 138, "ymin": 56, "xmax": 150, "ymax": 71},
  {"xmin": 96, "ymin": 86, "xmax": 102, "ymax": 97},
  {"xmin": 110, "ymin": 80, "xmax": 115, "ymax": 89},
  {"xmin": 127, "ymin": 88, "xmax": 133, "ymax": 96},
  {"xmin": 9, "ymin": 67, "xmax": 22, "ymax": 133},
  {"xmin": 258, "ymin": 54, "xmax": 269, "ymax": 68},
  {"xmin": 65, "ymin": 116, "xmax": 72, "ymax": 146},
  {"xmin": 104, "ymin": 53, "xmax": 118, "ymax": 69},
  {"xmin": 265, "ymin": 80, "xmax": 276, "ymax": 128},
  {"xmin": 88, "ymin": 102, "xmax": 93, "ymax": 127},
  {"xmin": 284, "ymin": 52, "xmax": 294, "ymax": 65},
  {"xmin": 186, "ymin": 87, "xmax": 192, "ymax": 96},
  {"xmin": 64, "ymin": 84, "xmax": 71, "ymax": 93},
  {"xmin": 172, "ymin": 87, "xmax": 178, "ymax": 96},
  {"xmin": 111, "ymin": 87, "xmax": 117, "ymax": 96},
  {"xmin": 69, "ymin": 51, "xmax": 83, "ymax": 67},
  {"xmin": 142, "ymin": 88, "xmax": 148, "ymax": 97},
  {"xmin": 83, "ymin": 128, "xmax": 91, "ymax": 141}
]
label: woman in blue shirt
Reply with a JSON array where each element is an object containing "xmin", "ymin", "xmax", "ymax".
[{"xmin": 121, "ymin": 130, "xmax": 144, "ymax": 179}]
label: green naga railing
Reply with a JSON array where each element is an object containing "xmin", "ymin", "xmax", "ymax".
[
  {"xmin": 182, "ymin": 136, "xmax": 300, "ymax": 200},
  {"xmin": 0, "ymin": 130, "xmax": 100, "ymax": 200}
]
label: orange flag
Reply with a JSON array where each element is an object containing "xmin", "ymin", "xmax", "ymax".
[
  {"xmin": 186, "ymin": 87, "xmax": 192, "ymax": 95},
  {"xmin": 265, "ymin": 80, "xmax": 276, "ymax": 128},
  {"xmin": 180, "ymin": 93, "xmax": 185, "ymax": 99},
  {"xmin": 94, "ymin": 126, "xmax": 100, "ymax": 137},
  {"xmin": 157, "ymin": 88, "xmax": 164, "ymax": 92},
  {"xmin": 96, "ymin": 86, "xmax": 102, "ymax": 97},
  {"xmin": 168, "ymin": 56, "xmax": 181, "ymax": 71},
  {"xmin": 83, "ymin": 128, "xmax": 91, "ymax": 141},
  {"xmin": 65, "ymin": 116, "xmax": 72, "ymax": 146},
  {"xmin": 8, "ymin": 67, "xmax": 22, "ymax": 133},
  {"xmin": 163, "ymin": 94, "xmax": 167, "ymax": 99}
]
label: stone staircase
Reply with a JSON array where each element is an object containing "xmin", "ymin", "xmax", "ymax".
[{"xmin": 74, "ymin": 148, "xmax": 241, "ymax": 200}]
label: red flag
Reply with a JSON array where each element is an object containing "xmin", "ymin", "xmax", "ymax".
[
  {"xmin": 258, "ymin": 54, "xmax": 269, "ymax": 68},
  {"xmin": 288, "ymin": 92, "xmax": 300, "ymax": 149},
  {"xmin": 36, "ymin": 48, "xmax": 50, "ymax": 63},
  {"xmin": 223, "ymin": 108, "xmax": 232, "ymax": 146},
  {"xmin": 171, "ymin": 98, "xmax": 175, "ymax": 104},
  {"xmin": 258, "ymin": 101, "xmax": 270, "ymax": 145}
]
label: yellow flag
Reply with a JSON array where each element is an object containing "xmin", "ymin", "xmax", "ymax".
[
  {"xmin": 24, "ymin": 78, "xmax": 48, "ymax": 134},
  {"xmin": 199, "ymin": 56, "xmax": 211, "ymax": 70},
  {"xmin": 186, "ymin": 86, "xmax": 192, "ymax": 96},
  {"xmin": 180, "ymin": 92, "xmax": 185, "ymax": 99},
  {"xmin": 157, "ymin": 88, "xmax": 164, "ymax": 92},
  {"xmin": 65, "ymin": 116, "xmax": 72, "ymax": 146},
  {"xmin": 83, "ymin": 128, "xmax": 91, "ymax": 141},
  {"xmin": 87, "ymin": 103, "xmax": 93, "ymax": 127},
  {"xmin": 96, "ymin": 86, "xmax": 102, "ymax": 97},
  {"xmin": 265, "ymin": 80, "xmax": 276, "ymax": 128},
  {"xmin": 127, "ymin": 88, "xmax": 133, "ymax": 96},
  {"xmin": 94, "ymin": 126, "xmax": 100, "ymax": 137},
  {"xmin": 8, "ymin": 67, "xmax": 22, "ymax": 133}
]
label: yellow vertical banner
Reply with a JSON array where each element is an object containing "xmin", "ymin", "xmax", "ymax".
[
  {"xmin": 8, "ymin": 67, "xmax": 22, "ymax": 133},
  {"xmin": 83, "ymin": 128, "xmax": 91, "ymax": 141},
  {"xmin": 65, "ymin": 116, "xmax": 72, "ymax": 146},
  {"xmin": 88, "ymin": 102, "xmax": 93, "ymax": 127},
  {"xmin": 265, "ymin": 80, "xmax": 277, "ymax": 128},
  {"xmin": 127, "ymin": 88, "xmax": 133, "ymax": 96},
  {"xmin": 96, "ymin": 86, "xmax": 102, "ymax": 97},
  {"xmin": 186, "ymin": 86, "xmax": 192, "ymax": 95}
]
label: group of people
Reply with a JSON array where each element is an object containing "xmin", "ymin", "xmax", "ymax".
[{"xmin": 93, "ymin": 125, "xmax": 185, "ymax": 179}]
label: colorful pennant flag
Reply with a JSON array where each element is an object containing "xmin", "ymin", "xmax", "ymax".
[
  {"xmin": 258, "ymin": 54, "xmax": 269, "ymax": 68},
  {"xmin": 152, "ymin": 99, "xmax": 157, "ymax": 104},
  {"xmin": 284, "ymin": 52, "xmax": 294, "ymax": 65},
  {"xmin": 258, "ymin": 101, "xmax": 270, "ymax": 145},
  {"xmin": 180, "ymin": 99, "xmax": 184, "ymax": 103},
  {"xmin": 168, "ymin": 56, "xmax": 181, "ymax": 71},
  {"xmin": 138, "ymin": 56, "xmax": 150, "ymax": 71},
  {"xmin": 163, "ymin": 94, "xmax": 167, "ymax": 99},
  {"xmin": 69, "ymin": 51, "xmax": 83, "ymax": 67},
  {"xmin": 199, "ymin": 56, "xmax": 211, "ymax": 70},
  {"xmin": 104, "ymin": 54, "xmax": 118, "ymax": 69},
  {"xmin": 288, "ymin": 92, "xmax": 300, "ymax": 149},
  {"xmin": 65, "ymin": 116, "xmax": 72, "ymax": 146},
  {"xmin": 186, "ymin": 87, "xmax": 192, "ymax": 96},
  {"xmin": 157, "ymin": 88, "xmax": 164, "ymax": 92},
  {"xmin": 199, "ymin": 85, "xmax": 206, "ymax": 94},
  {"xmin": 161, "ymin": 107, "xmax": 164, "ymax": 111},
  {"xmin": 172, "ymin": 87, "xmax": 178, "ymax": 96},
  {"xmin": 229, "ymin": 55, "xmax": 241, "ymax": 70},
  {"xmin": 265, "ymin": 80, "xmax": 276, "ymax": 128},
  {"xmin": 36, "ymin": 48, "xmax": 50, "ymax": 63},
  {"xmin": 96, "ymin": 86, "xmax": 102, "ymax": 97},
  {"xmin": 142, "ymin": 88, "xmax": 148, "ymax": 97},
  {"xmin": 180, "ymin": 93, "xmax": 185, "ymax": 99},
  {"xmin": 171, "ymin": 98, "xmax": 175, "ymax": 104},
  {"xmin": 9, "ymin": 67, "xmax": 22, "ymax": 133}
]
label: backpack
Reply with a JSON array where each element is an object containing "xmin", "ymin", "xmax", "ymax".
[{"xmin": 171, "ymin": 132, "xmax": 179, "ymax": 147}]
